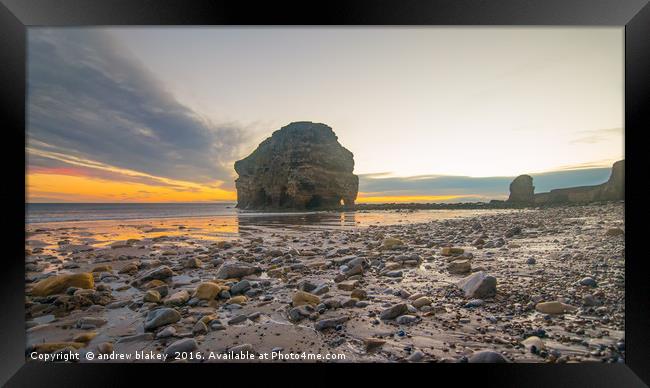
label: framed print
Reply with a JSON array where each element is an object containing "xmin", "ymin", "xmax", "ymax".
[{"xmin": 1, "ymin": 0, "xmax": 648, "ymax": 386}]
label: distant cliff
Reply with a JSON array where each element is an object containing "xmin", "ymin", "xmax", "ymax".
[
  {"xmin": 506, "ymin": 160, "xmax": 624, "ymax": 205},
  {"xmin": 234, "ymin": 122, "xmax": 359, "ymax": 210}
]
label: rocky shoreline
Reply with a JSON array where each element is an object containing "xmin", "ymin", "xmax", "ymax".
[{"xmin": 25, "ymin": 202, "xmax": 625, "ymax": 363}]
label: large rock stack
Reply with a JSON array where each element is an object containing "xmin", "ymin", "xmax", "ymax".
[
  {"xmin": 234, "ymin": 122, "xmax": 359, "ymax": 210},
  {"xmin": 507, "ymin": 175, "xmax": 535, "ymax": 203}
]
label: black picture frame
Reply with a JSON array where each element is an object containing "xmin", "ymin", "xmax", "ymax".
[{"xmin": 1, "ymin": 0, "xmax": 648, "ymax": 386}]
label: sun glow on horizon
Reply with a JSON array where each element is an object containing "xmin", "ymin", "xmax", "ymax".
[{"xmin": 27, "ymin": 173, "xmax": 236, "ymax": 203}]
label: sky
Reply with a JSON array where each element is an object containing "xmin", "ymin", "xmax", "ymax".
[{"xmin": 26, "ymin": 27, "xmax": 624, "ymax": 203}]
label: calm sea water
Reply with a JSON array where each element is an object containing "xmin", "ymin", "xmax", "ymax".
[
  {"xmin": 26, "ymin": 202, "xmax": 511, "ymax": 228},
  {"xmin": 26, "ymin": 202, "xmax": 239, "ymax": 223}
]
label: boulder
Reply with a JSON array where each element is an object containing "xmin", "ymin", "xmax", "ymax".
[
  {"xmin": 521, "ymin": 336, "xmax": 545, "ymax": 352},
  {"xmin": 131, "ymin": 266, "xmax": 173, "ymax": 286},
  {"xmin": 164, "ymin": 290, "xmax": 190, "ymax": 306},
  {"xmin": 412, "ymin": 296, "xmax": 433, "ymax": 308},
  {"xmin": 292, "ymin": 291, "xmax": 321, "ymax": 307},
  {"xmin": 193, "ymin": 282, "xmax": 224, "ymax": 300},
  {"xmin": 144, "ymin": 308, "xmax": 181, "ymax": 330},
  {"xmin": 215, "ymin": 263, "xmax": 261, "ymax": 279},
  {"xmin": 441, "ymin": 247, "xmax": 464, "ymax": 256},
  {"xmin": 468, "ymin": 350, "xmax": 510, "ymax": 363},
  {"xmin": 164, "ymin": 338, "xmax": 197, "ymax": 357},
  {"xmin": 380, "ymin": 303, "xmax": 408, "ymax": 320},
  {"xmin": 314, "ymin": 316, "xmax": 349, "ymax": 331},
  {"xmin": 381, "ymin": 238, "xmax": 404, "ymax": 250},
  {"xmin": 535, "ymin": 301, "xmax": 577, "ymax": 314},
  {"xmin": 234, "ymin": 122, "xmax": 359, "ymax": 210},
  {"xmin": 31, "ymin": 273, "xmax": 94, "ymax": 296},
  {"xmin": 457, "ymin": 271, "xmax": 497, "ymax": 298},
  {"xmin": 227, "ymin": 295, "xmax": 248, "ymax": 305},
  {"xmin": 447, "ymin": 259, "xmax": 471, "ymax": 274},
  {"xmin": 337, "ymin": 280, "xmax": 359, "ymax": 291},
  {"xmin": 143, "ymin": 290, "xmax": 161, "ymax": 303}
]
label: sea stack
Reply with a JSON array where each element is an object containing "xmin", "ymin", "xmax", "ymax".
[
  {"xmin": 234, "ymin": 122, "xmax": 359, "ymax": 210},
  {"xmin": 507, "ymin": 175, "xmax": 535, "ymax": 203}
]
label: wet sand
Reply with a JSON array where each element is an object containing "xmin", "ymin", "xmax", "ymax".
[{"xmin": 25, "ymin": 203, "xmax": 625, "ymax": 363}]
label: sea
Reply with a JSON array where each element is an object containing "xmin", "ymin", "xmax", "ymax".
[
  {"xmin": 25, "ymin": 202, "xmax": 510, "ymax": 227},
  {"xmin": 26, "ymin": 202, "xmax": 239, "ymax": 224}
]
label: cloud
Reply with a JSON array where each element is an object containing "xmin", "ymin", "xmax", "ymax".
[
  {"xmin": 27, "ymin": 29, "xmax": 247, "ymax": 187},
  {"xmin": 570, "ymin": 127, "xmax": 623, "ymax": 144},
  {"xmin": 358, "ymin": 166, "xmax": 613, "ymax": 200}
]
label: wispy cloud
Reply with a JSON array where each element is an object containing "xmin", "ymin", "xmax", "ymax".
[
  {"xmin": 570, "ymin": 127, "xmax": 623, "ymax": 144},
  {"xmin": 27, "ymin": 29, "xmax": 248, "ymax": 187}
]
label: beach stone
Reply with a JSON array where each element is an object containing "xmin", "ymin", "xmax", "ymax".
[
  {"xmin": 164, "ymin": 338, "xmax": 197, "ymax": 357},
  {"xmin": 324, "ymin": 299, "xmax": 342, "ymax": 309},
  {"xmin": 364, "ymin": 338, "xmax": 386, "ymax": 351},
  {"xmin": 342, "ymin": 298, "xmax": 359, "ymax": 308},
  {"xmin": 526, "ymin": 257, "xmax": 536, "ymax": 265},
  {"xmin": 468, "ymin": 350, "xmax": 510, "ymax": 363},
  {"xmin": 535, "ymin": 301, "xmax": 577, "ymax": 315},
  {"xmin": 464, "ymin": 299, "xmax": 484, "ymax": 308},
  {"xmin": 193, "ymin": 320, "xmax": 208, "ymax": 335},
  {"xmin": 227, "ymin": 295, "xmax": 248, "ymax": 305},
  {"xmin": 31, "ymin": 273, "xmax": 94, "ymax": 296},
  {"xmin": 215, "ymin": 263, "xmax": 261, "ymax": 279},
  {"xmin": 380, "ymin": 303, "xmax": 408, "ymax": 320},
  {"xmin": 289, "ymin": 305, "xmax": 313, "ymax": 321},
  {"xmin": 91, "ymin": 265, "xmax": 112, "ymax": 273},
  {"xmin": 143, "ymin": 279, "xmax": 166, "ymax": 289},
  {"xmin": 579, "ymin": 277, "xmax": 598, "ymax": 287},
  {"xmin": 230, "ymin": 280, "xmax": 251, "ymax": 295},
  {"xmin": 350, "ymin": 289, "xmax": 368, "ymax": 300},
  {"xmin": 457, "ymin": 271, "xmax": 497, "ymax": 299},
  {"xmin": 118, "ymin": 263, "xmax": 139, "ymax": 274},
  {"xmin": 97, "ymin": 342, "xmax": 113, "ymax": 354},
  {"xmin": 441, "ymin": 247, "xmax": 464, "ymax": 256},
  {"xmin": 337, "ymin": 280, "xmax": 359, "ymax": 291},
  {"xmin": 412, "ymin": 296, "xmax": 432, "ymax": 308},
  {"xmin": 292, "ymin": 291, "xmax": 321, "ymax": 307},
  {"xmin": 164, "ymin": 290, "xmax": 190, "ymax": 306},
  {"xmin": 143, "ymin": 290, "xmax": 161, "ymax": 303},
  {"xmin": 73, "ymin": 331, "xmax": 97, "ymax": 343},
  {"xmin": 407, "ymin": 351, "xmax": 425, "ymax": 362},
  {"xmin": 314, "ymin": 316, "xmax": 349, "ymax": 331},
  {"xmin": 605, "ymin": 228, "xmax": 624, "ymax": 236},
  {"xmin": 396, "ymin": 315, "xmax": 418, "ymax": 324},
  {"xmin": 345, "ymin": 264, "xmax": 364, "ymax": 277},
  {"xmin": 381, "ymin": 237, "xmax": 404, "ymax": 250},
  {"xmin": 297, "ymin": 280, "xmax": 318, "ymax": 292},
  {"xmin": 132, "ymin": 266, "xmax": 173, "ymax": 286},
  {"xmin": 157, "ymin": 326, "xmax": 177, "ymax": 338},
  {"xmin": 521, "ymin": 336, "xmax": 545, "ymax": 352},
  {"xmin": 384, "ymin": 270, "xmax": 403, "ymax": 278},
  {"xmin": 144, "ymin": 308, "xmax": 181, "ymax": 330},
  {"xmin": 193, "ymin": 282, "xmax": 223, "ymax": 300},
  {"xmin": 447, "ymin": 259, "xmax": 471, "ymax": 274},
  {"xmin": 228, "ymin": 314, "xmax": 248, "ymax": 325},
  {"xmin": 185, "ymin": 257, "xmax": 202, "ymax": 269}
]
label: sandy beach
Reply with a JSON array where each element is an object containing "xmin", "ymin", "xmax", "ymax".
[{"xmin": 24, "ymin": 202, "xmax": 625, "ymax": 363}]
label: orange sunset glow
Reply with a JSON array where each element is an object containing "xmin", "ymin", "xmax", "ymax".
[{"xmin": 27, "ymin": 172, "xmax": 236, "ymax": 203}]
